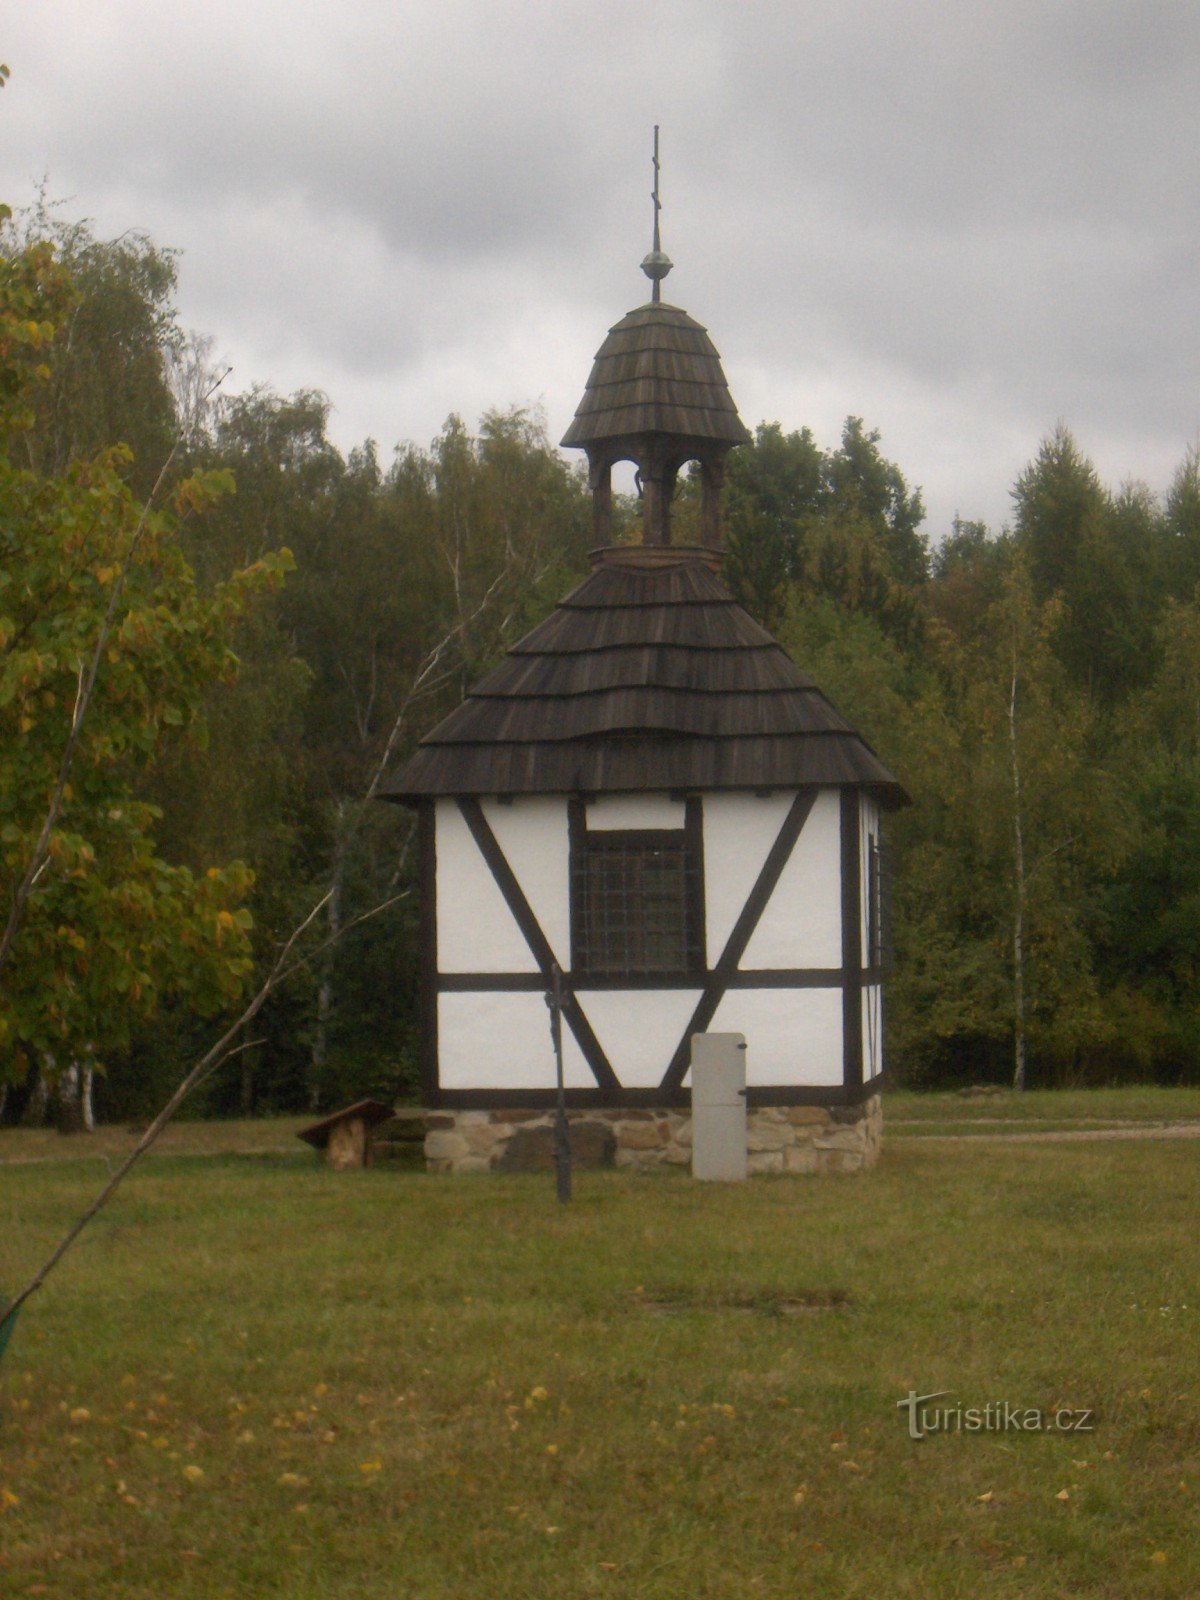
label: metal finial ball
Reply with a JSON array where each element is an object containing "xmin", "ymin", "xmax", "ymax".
[{"xmin": 641, "ymin": 250, "xmax": 674, "ymax": 283}]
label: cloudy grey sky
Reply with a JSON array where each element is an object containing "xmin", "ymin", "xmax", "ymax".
[{"xmin": 3, "ymin": 0, "xmax": 1198, "ymax": 539}]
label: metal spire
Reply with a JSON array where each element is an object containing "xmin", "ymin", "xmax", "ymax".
[{"xmin": 640, "ymin": 124, "xmax": 673, "ymax": 301}]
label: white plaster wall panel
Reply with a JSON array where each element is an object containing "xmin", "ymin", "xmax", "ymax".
[
  {"xmin": 741, "ymin": 789, "xmax": 842, "ymax": 970},
  {"xmin": 862, "ymin": 985, "xmax": 883, "ymax": 1079},
  {"xmin": 702, "ymin": 793, "xmax": 793, "ymax": 958},
  {"xmin": 579, "ymin": 988, "xmax": 702, "ymax": 1088},
  {"xmin": 586, "ymin": 794, "xmax": 686, "ymax": 831},
  {"xmin": 438, "ymin": 992, "xmax": 596, "ymax": 1090},
  {"xmin": 705, "ymin": 988, "xmax": 843, "ymax": 1087},
  {"xmin": 481, "ymin": 797, "xmax": 570, "ymax": 967},
  {"xmin": 859, "ymin": 794, "xmax": 880, "ymax": 961},
  {"xmin": 435, "ymin": 800, "xmax": 536, "ymax": 973}
]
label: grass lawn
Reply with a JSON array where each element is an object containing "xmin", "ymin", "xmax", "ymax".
[{"xmin": 1, "ymin": 1109, "xmax": 1198, "ymax": 1597}]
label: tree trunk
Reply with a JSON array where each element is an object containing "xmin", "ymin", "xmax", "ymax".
[
  {"xmin": 80, "ymin": 1062, "xmax": 95, "ymax": 1133},
  {"xmin": 1009, "ymin": 642, "xmax": 1027, "ymax": 1092},
  {"xmin": 57, "ymin": 1060, "xmax": 85, "ymax": 1134},
  {"xmin": 23, "ymin": 1062, "xmax": 51, "ymax": 1126}
]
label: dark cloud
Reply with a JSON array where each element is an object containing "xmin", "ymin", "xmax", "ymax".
[{"xmin": 2, "ymin": 0, "xmax": 1197, "ymax": 536}]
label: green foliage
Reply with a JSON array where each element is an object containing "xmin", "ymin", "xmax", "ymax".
[
  {"xmin": 724, "ymin": 417, "xmax": 926, "ymax": 638},
  {"xmin": 8, "ymin": 196, "xmax": 1200, "ymax": 1106},
  {"xmin": 0, "ymin": 222, "xmax": 291, "ymax": 1088},
  {"xmin": 1, "ymin": 201, "xmax": 183, "ymax": 498}
]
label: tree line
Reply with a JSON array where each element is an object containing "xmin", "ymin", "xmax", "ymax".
[{"xmin": 2, "ymin": 206, "xmax": 1198, "ymax": 1128}]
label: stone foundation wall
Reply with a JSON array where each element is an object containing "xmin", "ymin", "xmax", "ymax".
[{"xmin": 424, "ymin": 1095, "xmax": 882, "ymax": 1175}]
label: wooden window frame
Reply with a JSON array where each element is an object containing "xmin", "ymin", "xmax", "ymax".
[{"xmin": 569, "ymin": 798, "xmax": 706, "ymax": 981}]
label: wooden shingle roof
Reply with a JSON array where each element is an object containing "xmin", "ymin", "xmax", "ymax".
[
  {"xmin": 381, "ymin": 551, "xmax": 908, "ymax": 806},
  {"xmin": 560, "ymin": 304, "xmax": 752, "ymax": 450}
]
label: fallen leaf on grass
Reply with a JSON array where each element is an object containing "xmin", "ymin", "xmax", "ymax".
[
  {"xmin": 977, "ymin": 1490, "xmax": 994, "ymax": 1503},
  {"xmin": 359, "ymin": 1459, "xmax": 382, "ymax": 1475},
  {"xmin": 69, "ymin": 1408, "xmax": 90, "ymax": 1424},
  {"xmin": 1055, "ymin": 1489, "xmax": 1070, "ymax": 1501},
  {"xmin": 1150, "ymin": 1551, "xmax": 1167, "ymax": 1565},
  {"xmin": 182, "ymin": 1465, "xmax": 205, "ymax": 1484},
  {"xmin": 0, "ymin": 1488, "xmax": 20, "ymax": 1511}
]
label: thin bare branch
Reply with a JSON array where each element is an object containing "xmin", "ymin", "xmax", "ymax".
[
  {"xmin": 0, "ymin": 890, "xmax": 330, "ymax": 1329},
  {"xmin": 0, "ymin": 489, "xmax": 506, "ymax": 1332},
  {"xmin": 271, "ymin": 888, "xmax": 411, "ymax": 991},
  {"xmin": 364, "ymin": 565, "xmax": 505, "ymax": 803}
]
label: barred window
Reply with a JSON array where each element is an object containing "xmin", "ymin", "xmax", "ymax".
[{"xmin": 572, "ymin": 829, "xmax": 703, "ymax": 977}]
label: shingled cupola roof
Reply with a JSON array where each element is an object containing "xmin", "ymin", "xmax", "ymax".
[
  {"xmin": 382, "ymin": 547, "xmax": 908, "ymax": 807},
  {"xmin": 560, "ymin": 302, "xmax": 752, "ymax": 453},
  {"xmin": 380, "ymin": 131, "xmax": 908, "ymax": 811}
]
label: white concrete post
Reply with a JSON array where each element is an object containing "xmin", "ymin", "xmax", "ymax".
[{"xmin": 691, "ymin": 1032, "xmax": 747, "ymax": 1181}]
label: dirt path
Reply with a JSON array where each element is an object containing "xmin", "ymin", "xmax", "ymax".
[{"xmin": 899, "ymin": 1121, "xmax": 1200, "ymax": 1144}]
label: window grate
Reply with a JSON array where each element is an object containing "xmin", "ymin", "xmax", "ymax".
[{"xmin": 572, "ymin": 830, "xmax": 702, "ymax": 977}]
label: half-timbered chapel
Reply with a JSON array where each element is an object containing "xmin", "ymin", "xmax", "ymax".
[{"xmin": 381, "ymin": 221, "xmax": 907, "ymax": 1175}]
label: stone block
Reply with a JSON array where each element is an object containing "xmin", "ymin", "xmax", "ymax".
[
  {"xmin": 746, "ymin": 1121, "xmax": 793, "ymax": 1153},
  {"xmin": 785, "ymin": 1106, "xmax": 829, "ymax": 1127},
  {"xmin": 673, "ymin": 1119, "xmax": 693, "ymax": 1148},
  {"xmin": 829, "ymin": 1104, "xmax": 868, "ymax": 1127},
  {"xmin": 489, "ymin": 1110, "xmax": 545, "ymax": 1124},
  {"xmin": 464, "ymin": 1123, "xmax": 507, "ymax": 1156},
  {"xmin": 498, "ymin": 1120, "xmax": 616, "ymax": 1173},
  {"xmin": 784, "ymin": 1144, "xmax": 818, "ymax": 1174},
  {"xmin": 814, "ymin": 1128, "xmax": 867, "ymax": 1154},
  {"xmin": 623, "ymin": 1149, "xmax": 670, "ymax": 1170},
  {"xmin": 615, "ymin": 1121, "xmax": 668, "ymax": 1151},
  {"xmin": 378, "ymin": 1110, "xmax": 426, "ymax": 1143},
  {"xmin": 425, "ymin": 1114, "xmax": 456, "ymax": 1130},
  {"xmin": 425, "ymin": 1130, "xmax": 469, "ymax": 1162},
  {"xmin": 747, "ymin": 1150, "xmax": 785, "ymax": 1175}
]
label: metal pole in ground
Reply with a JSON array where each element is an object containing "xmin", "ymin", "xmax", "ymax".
[{"xmin": 546, "ymin": 962, "xmax": 572, "ymax": 1203}]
